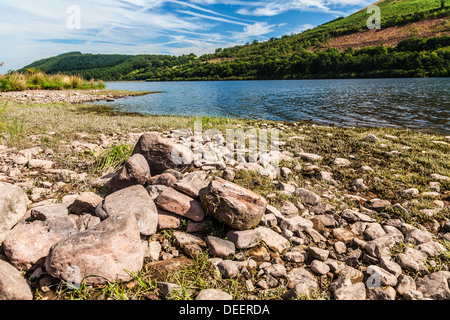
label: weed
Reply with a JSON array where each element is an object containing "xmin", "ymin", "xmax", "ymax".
[{"xmin": 91, "ymin": 143, "xmax": 133, "ymax": 174}]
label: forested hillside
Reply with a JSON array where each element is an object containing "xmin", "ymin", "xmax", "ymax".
[{"xmin": 20, "ymin": 0, "xmax": 450, "ymax": 81}]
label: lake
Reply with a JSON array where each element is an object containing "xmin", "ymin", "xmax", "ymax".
[{"xmin": 97, "ymin": 78, "xmax": 450, "ymax": 135}]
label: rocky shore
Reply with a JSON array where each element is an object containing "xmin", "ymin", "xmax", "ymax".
[
  {"xmin": 0, "ymin": 92, "xmax": 449, "ymax": 301},
  {"xmin": 0, "ymin": 89, "xmax": 150, "ymax": 104}
]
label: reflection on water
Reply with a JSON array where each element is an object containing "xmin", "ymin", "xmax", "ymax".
[{"xmin": 95, "ymin": 78, "xmax": 450, "ymax": 134}]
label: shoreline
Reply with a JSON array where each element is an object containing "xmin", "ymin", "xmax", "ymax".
[{"xmin": 0, "ymin": 89, "xmax": 153, "ymax": 104}]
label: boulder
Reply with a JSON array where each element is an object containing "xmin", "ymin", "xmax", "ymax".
[
  {"xmin": 45, "ymin": 213, "xmax": 144, "ymax": 285},
  {"xmin": 201, "ymin": 177, "xmax": 267, "ymax": 230},
  {"xmin": 0, "ymin": 185, "xmax": 28, "ymax": 243},
  {"xmin": 132, "ymin": 132, "xmax": 192, "ymax": 175},
  {"xmin": 155, "ymin": 187, "xmax": 205, "ymax": 222},
  {"xmin": 226, "ymin": 230, "xmax": 261, "ymax": 249},
  {"xmin": 0, "ymin": 260, "xmax": 33, "ymax": 300},
  {"xmin": 30, "ymin": 203, "xmax": 69, "ymax": 221},
  {"xmin": 205, "ymin": 236, "xmax": 235, "ymax": 258},
  {"xmin": 3, "ymin": 216, "xmax": 78, "ymax": 270},
  {"xmin": 110, "ymin": 154, "xmax": 150, "ymax": 192},
  {"xmin": 196, "ymin": 289, "xmax": 232, "ymax": 300},
  {"xmin": 101, "ymin": 185, "xmax": 158, "ymax": 236}
]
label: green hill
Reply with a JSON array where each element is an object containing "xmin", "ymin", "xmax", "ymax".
[{"xmin": 21, "ymin": 0, "xmax": 450, "ymax": 80}]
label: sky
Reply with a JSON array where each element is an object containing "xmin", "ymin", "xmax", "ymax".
[{"xmin": 0, "ymin": 0, "xmax": 372, "ymax": 71}]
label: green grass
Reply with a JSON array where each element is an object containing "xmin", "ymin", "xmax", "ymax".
[{"xmin": 90, "ymin": 143, "xmax": 133, "ymax": 174}]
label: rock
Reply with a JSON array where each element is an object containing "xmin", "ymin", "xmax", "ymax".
[
  {"xmin": 332, "ymin": 228, "xmax": 356, "ymax": 243},
  {"xmin": 147, "ymin": 241, "xmax": 161, "ymax": 261},
  {"xmin": 69, "ymin": 192, "xmax": 103, "ymax": 215},
  {"xmin": 279, "ymin": 215, "xmax": 313, "ymax": 233},
  {"xmin": 110, "ymin": 153, "xmax": 150, "ymax": 192},
  {"xmin": 416, "ymin": 271, "xmax": 450, "ymax": 300},
  {"xmin": 366, "ymin": 199, "xmax": 391, "ymax": 212},
  {"xmin": 379, "ymin": 256, "xmax": 402, "ymax": 278},
  {"xmin": 284, "ymin": 250, "xmax": 307, "ymax": 263},
  {"xmin": 396, "ymin": 274, "xmax": 416, "ymax": 297},
  {"xmin": 173, "ymin": 231, "xmax": 206, "ymax": 258},
  {"xmin": 332, "ymin": 158, "xmax": 351, "ymax": 166},
  {"xmin": 277, "ymin": 182, "xmax": 296, "ymax": 195},
  {"xmin": 255, "ymin": 226, "xmax": 290, "ymax": 254},
  {"xmin": 157, "ymin": 282, "xmax": 183, "ymax": 299},
  {"xmin": 333, "ymin": 281, "xmax": 366, "ymax": 300},
  {"xmin": 367, "ymin": 287, "xmax": 396, "ymax": 300},
  {"xmin": 157, "ymin": 209, "xmax": 183, "ymax": 230},
  {"xmin": 405, "ymin": 228, "xmax": 433, "ymax": 245},
  {"xmin": 132, "ymin": 132, "xmax": 192, "ymax": 175},
  {"xmin": 396, "ymin": 247, "xmax": 428, "ymax": 272},
  {"xmin": 334, "ymin": 241, "xmax": 347, "ymax": 255},
  {"xmin": 28, "ymin": 159, "xmax": 54, "ymax": 169},
  {"xmin": 222, "ymin": 169, "xmax": 235, "ymax": 182},
  {"xmin": 3, "ymin": 216, "xmax": 78, "ymax": 270},
  {"xmin": 101, "ymin": 185, "xmax": 158, "ymax": 236},
  {"xmin": 280, "ymin": 201, "xmax": 298, "ymax": 215},
  {"xmin": 45, "ymin": 213, "xmax": 144, "ymax": 285},
  {"xmin": 351, "ymin": 178, "xmax": 368, "ymax": 190},
  {"xmin": 201, "ymin": 177, "xmax": 267, "ymax": 230},
  {"xmin": 196, "ymin": 289, "xmax": 232, "ymax": 300},
  {"xmin": 366, "ymin": 265, "xmax": 398, "ymax": 287},
  {"xmin": 417, "ymin": 241, "xmax": 446, "ymax": 257},
  {"xmin": 317, "ymin": 171, "xmax": 337, "ymax": 184},
  {"xmin": 217, "ymin": 260, "xmax": 239, "ymax": 278},
  {"xmin": 401, "ymin": 188, "xmax": 420, "ymax": 197},
  {"xmin": 226, "ymin": 230, "xmax": 261, "ymax": 249},
  {"xmin": 310, "ymin": 260, "xmax": 330, "ymax": 275},
  {"xmin": 341, "ymin": 209, "xmax": 376, "ymax": 223},
  {"xmin": 294, "ymin": 188, "xmax": 321, "ymax": 206},
  {"xmin": 429, "ymin": 173, "xmax": 450, "ymax": 181},
  {"xmin": 0, "ymin": 259, "xmax": 33, "ymax": 300},
  {"xmin": 155, "ymin": 187, "xmax": 205, "ymax": 222},
  {"xmin": 337, "ymin": 265, "xmax": 364, "ymax": 283},
  {"xmin": 286, "ymin": 267, "xmax": 318, "ymax": 292},
  {"xmin": 363, "ymin": 223, "xmax": 387, "ymax": 241},
  {"xmin": 296, "ymin": 152, "xmax": 323, "ymax": 162},
  {"xmin": 0, "ymin": 185, "xmax": 28, "ymax": 243},
  {"xmin": 309, "ymin": 247, "xmax": 329, "ymax": 261},
  {"xmin": 147, "ymin": 172, "xmax": 177, "ymax": 187},
  {"xmin": 205, "ymin": 236, "xmax": 235, "ymax": 258},
  {"xmin": 146, "ymin": 184, "xmax": 169, "ymax": 200},
  {"xmin": 364, "ymin": 134, "xmax": 379, "ymax": 141},
  {"xmin": 173, "ymin": 171, "xmax": 208, "ymax": 198},
  {"xmin": 30, "ymin": 203, "xmax": 69, "ymax": 221}
]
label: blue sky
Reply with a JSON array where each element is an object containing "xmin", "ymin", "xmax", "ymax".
[{"xmin": 0, "ymin": 0, "xmax": 372, "ymax": 71}]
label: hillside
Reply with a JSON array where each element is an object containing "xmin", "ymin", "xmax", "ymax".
[{"xmin": 20, "ymin": 0, "xmax": 450, "ymax": 80}]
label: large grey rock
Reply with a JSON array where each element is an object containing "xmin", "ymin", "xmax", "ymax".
[
  {"xmin": 45, "ymin": 213, "xmax": 144, "ymax": 285},
  {"xmin": 286, "ymin": 267, "xmax": 318, "ymax": 292},
  {"xmin": 0, "ymin": 259, "xmax": 33, "ymax": 300},
  {"xmin": 155, "ymin": 187, "xmax": 205, "ymax": 222},
  {"xmin": 294, "ymin": 188, "xmax": 321, "ymax": 206},
  {"xmin": 201, "ymin": 177, "xmax": 267, "ymax": 230},
  {"xmin": 396, "ymin": 247, "xmax": 428, "ymax": 272},
  {"xmin": 110, "ymin": 153, "xmax": 151, "ymax": 192},
  {"xmin": 101, "ymin": 185, "xmax": 158, "ymax": 236},
  {"xmin": 3, "ymin": 216, "xmax": 78, "ymax": 270},
  {"xmin": 405, "ymin": 228, "xmax": 434, "ymax": 245},
  {"xmin": 416, "ymin": 271, "xmax": 450, "ymax": 300},
  {"xmin": 132, "ymin": 132, "xmax": 192, "ymax": 175},
  {"xmin": 0, "ymin": 185, "xmax": 28, "ymax": 243}
]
